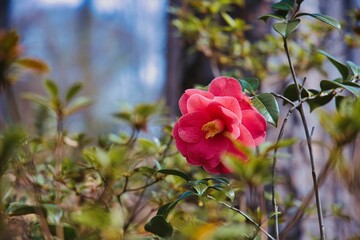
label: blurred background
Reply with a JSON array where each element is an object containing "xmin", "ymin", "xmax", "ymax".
[{"xmin": 1, "ymin": 0, "xmax": 360, "ymax": 239}]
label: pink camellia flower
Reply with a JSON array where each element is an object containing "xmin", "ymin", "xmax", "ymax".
[{"xmin": 173, "ymin": 76, "xmax": 267, "ymax": 174}]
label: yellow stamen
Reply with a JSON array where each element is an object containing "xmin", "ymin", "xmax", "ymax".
[{"xmin": 201, "ymin": 119, "xmax": 225, "ymax": 139}]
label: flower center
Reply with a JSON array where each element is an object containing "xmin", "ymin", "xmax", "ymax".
[{"xmin": 201, "ymin": 119, "xmax": 225, "ymax": 139}]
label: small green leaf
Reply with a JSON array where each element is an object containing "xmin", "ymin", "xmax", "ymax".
[
  {"xmin": 297, "ymin": 13, "xmax": 341, "ymax": 31},
  {"xmin": 44, "ymin": 79, "xmax": 59, "ymax": 98},
  {"xmin": 156, "ymin": 169, "xmax": 191, "ymax": 182},
  {"xmin": 22, "ymin": 93, "xmax": 51, "ymax": 109},
  {"xmin": 318, "ymin": 50, "xmax": 349, "ymax": 80},
  {"xmin": 144, "ymin": 215, "xmax": 173, "ymax": 238},
  {"xmin": 273, "ymin": 22, "xmax": 287, "ymax": 38},
  {"xmin": 66, "ymin": 82, "xmax": 83, "ymax": 102},
  {"xmin": 283, "ymin": 84, "xmax": 310, "ymax": 104},
  {"xmin": 286, "ymin": 19, "xmax": 301, "ymax": 36},
  {"xmin": 193, "ymin": 183, "xmax": 208, "ymax": 196},
  {"xmin": 64, "ymin": 97, "xmax": 92, "ymax": 116},
  {"xmin": 221, "ymin": 12, "xmax": 236, "ymax": 27},
  {"xmin": 239, "ymin": 78, "xmax": 259, "ymax": 93},
  {"xmin": 273, "ymin": 19, "xmax": 300, "ymax": 38},
  {"xmin": 252, "ymin": 93, "xmax": 279, "ymax": 126}
]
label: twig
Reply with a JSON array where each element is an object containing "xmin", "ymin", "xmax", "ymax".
[
  {"xmin": 271, "ymin": 104, "xmax": 297, "ymax": 239},
  {"xmin": 280, "ymin": 147, "xmax": 339, "ymax": 238},
  {"xmin": 206, "ymin": 195, "xmax": 276, "ymax": 240},
  {"xmin": 283, "ymin": 38, "xmax": 325, "ymax": 239}
]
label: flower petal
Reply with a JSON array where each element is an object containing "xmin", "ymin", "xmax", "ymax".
[
  {"xmin": 172, "ymin": 123, "xmax": 188, "ymax": 157},
  {"xmin": 187, "ymin": 94, "xmax": 213, "ymax": 114},
  {"xmin": 241, "ymin": 110, "xmax": 267, "ymax": 145},
  {"xmin": 179, "ymin": 89, "xmax": 213, "ymax": 114},
  {"xmin": 209, "ymin": 76, "xmax": 243, "ymax": 100},
  {"xmin": 204, "ymin": 162, "xmax": 231, "ymax": 174},
  {"xmin": 177, "ymin": 112, "xmax": 210, "ymax": 143},
  {"xmin": 187, "ymin": 136, "xmax": 230, "ymax": 169}
]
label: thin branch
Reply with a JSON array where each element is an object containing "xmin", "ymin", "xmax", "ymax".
[
  {"xmin": 206, "ymin": 195, "xmax": 276, "ymax": 240},
  {"xmin": 280, "ymin": 147, "xmax": 339, "ymax": 238},
  {"xmin": 271, "ymin": 104, "xmax": 297, "ymax": 239},
  {"xmin": 283, "ymin": 38, "xmax": 325, "ymax": 239}
]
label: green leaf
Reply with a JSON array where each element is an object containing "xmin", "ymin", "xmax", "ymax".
[
  {"xmin": 258, "ymin": 13, "xmax": 286, "ymax": 22},
  {"xmin": 202, "ymin": 177, "xmax": 230, "ymax": 185},
  {"xmin": 318, "ymin": 50, "xmax": 349, "ymax": 80},
  {"xmin": 64, "ymin": 96, "xmax": 92, "ymax": 116},
  {"xmin": 156, "ymin": 191, "xmax": 196, "ymax": 218},
  {"xmin": 272, "ymin": 0, "xmax": 294, "ymax": 11},
  {"xmin": 286, "ymin": 19, "xmax": 301, "ymax": 36},
  {"xmin": 156, "ymin": 169, "xmax": 191, "ymax": 182},
  {"xmin": 320, "ymin": 80, "xmax": 360, "ymax": 97},
  {"xmin": 252, "ymin": 93, "xmax": 279, "ymax": 126},
  {"xmin": 307, "ymin": 92, "xmax": 334, "ymax": 112},
  {"xmin": 297, "ymin": 13, "xmax": 341, "ymax": 31},
  {"xmin": 239, "ymin": 78, "xmax": 259, "ymax": 93},
  {"xmin": 347, "ymin": 61, "xmax": 360, "ymax": 77},
  {"xmin": 273, "ymin": 19, "xmax": 300, "ymax": 38},
  {"xmin": 44, "ymin": 79, "xmax": 59, "ymax": 98},
  {"xmin": 283, "ymin": 83, "xmax": 310, "ymax": 104},
  {"xmin": 6, "ymin": 204, "xmax": 47, "ymax": 217},
  {"xmin": 66, "ymin": 82, "xmax": 83, "ymax": 102},
  {"xmin": 15, "ymin": 58, "xmax": 50, "ymax": 73},
  {"xmin": 193, "ymin": 183, "xmax": 208, "ymax": 196},
  {"xmin": 144, "ymin": 215, "xmax": 173, "ymax": 238},
  {"xmin": 273, "ymin": 22, "xmax": 287, "ymax": 38},
  {"xmin": 22, "ymin": 93, "xmax": 51, "ymax": 109},
  {"xmin": 221, "ymin": 12, "xmax": 236, "ymax": 27},
  {"xmin": 48, "ymin": 224, "xmax": 76, "ymax": 240}
]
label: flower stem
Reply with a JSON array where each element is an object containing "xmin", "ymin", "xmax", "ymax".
[{"xmin": 283, "ymin": 38, "xmax": 325, "ymax": 240}]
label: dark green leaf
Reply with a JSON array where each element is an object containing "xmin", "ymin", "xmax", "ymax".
[
  {"xmin": 252, "ymin": 93, "xmax": 279, "ymax": 126},
  {"xmin": 48, "ymin": 225, "xmax": 76, "ymax": 240},
  {"xmin": 156, "ymin": 191, "xmax": 196, "ymax": 218},
  {"xmin": 335, "ymin": 95, "xmax": 345, "ymax": 110},
  {"xmin": 258, "ymin": 13, "xmax": 286, "ymax": 22},
  {"xmin": 320, "ymin": 80, "xmax": 360, "ymax": 97},
  {"xmin": 272, "ymin": 0, "xmax": 294, "ymax": 11},
  {"xmin": 239, "ymin": 78, "xmax": 259, "ymax": 93},
  {"xmin": 283, "ymin": 84, "xmax": 310, "ymax": 103},
  {"xmin": 307, "ymin": 93, "xmax": 334, "ymax": 112},
  {"xmin": 66, "ymin": 82, "xmax": 83, "ymax": 102},
  {"xmin": 318, "ymin": 50, "xmax": 349, "ymax": 80},
  {"xmin": 156, "ymin": 169, "xmax": 191, "ymax": 182},
  {"xmin": 44, "ymin": 79, "xmax": 59, "ymax": 98},
  {"xmin": 144, "ymin": 215, "xmax": 173, "ymax": 238},
  {"xmin": 6, "ymin": 204, "xmax": 47, "ymax": 217},
  {"xmin": 297, "ymin": 13, "xmax": 341, "ymax": 31}
]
